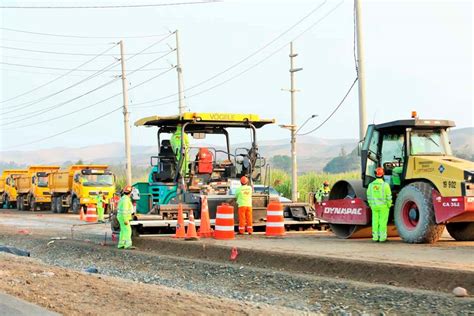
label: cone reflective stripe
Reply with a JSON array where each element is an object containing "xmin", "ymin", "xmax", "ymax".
[
  {"xmin": 265, "ymin": 201, "xmax": 285, "ymax": 236},
  {"xmin": 214, "ymin": 203, "xmax": 235, "ymax": 240},
  {"xmin": 185, "ymin": 210, "xmax": 199, "ymax": 241},
  {"xmin": 198, "ymin": 195, "xmax": 213, "ymax": 238},
  {"xmin": 174, "ymin": 203, "xmax": 186, "ymax": 238},
  {"xmin": 85, "ymin": 204, "xmax": 98, "ymax": 223}
]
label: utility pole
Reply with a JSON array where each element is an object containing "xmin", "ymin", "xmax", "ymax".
[
  {"xmin": 289, "ymin": 42, "xmax": 302, "ymax": 202},
  {"xmin": 119, "ymin": 40, "xmax": 132, "ymax": 186},
  {"xmin": 175, "ymin": 30, "xmax": 185, "ymax": 115},
  {"xmin": 355, "ymin": 0, "xmax": 367, "ymax": 141}
]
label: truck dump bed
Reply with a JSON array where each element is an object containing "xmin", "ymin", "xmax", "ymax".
[
  {"xmin": 49, "ymin": 171, "xmax": 71, "ymax": 194},
  {"xmin": 15, "ymin": 175, "xmax": 32, "ymax": 194}
]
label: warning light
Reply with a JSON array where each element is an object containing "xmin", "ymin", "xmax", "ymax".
[{"xmin": 411, "ymin": 111, "xmax": 418, "ymax": 119}]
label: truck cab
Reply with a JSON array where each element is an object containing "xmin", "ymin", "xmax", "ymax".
[{"xmin": 0, "ymin": 169, "xmax": 28, "ymax": 209}]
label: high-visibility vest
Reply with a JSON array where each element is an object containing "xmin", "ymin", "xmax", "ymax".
[
  {"xmin": 117, "ymin": 195, "xmax": 133, "ymax": 217},
  {"xmin": 235, "ymin": 185, "xmax": 253, "ymax": 207},
  {"xmin": 367, "ymin": 178, "xmax": 392, "ymax": 208}
]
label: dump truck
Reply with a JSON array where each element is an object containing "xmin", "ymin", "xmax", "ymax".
[
  {"xmin": 49, "ymin": 165, "xmax": 116, "ymax": 213},
  {"xmin": 0, "ymin": 169, "xmax": 28, "ymax": 209},
  {"xmin": 110, "ymin": 112, "xmax": 317, "ymax": 236},
  {"xmin": 316, "ymin": 113, "xmax": 474, "ymax": 243},
  {"xmin": 15, "ymin": 165, "xmax": 60, "ymax": 211}
]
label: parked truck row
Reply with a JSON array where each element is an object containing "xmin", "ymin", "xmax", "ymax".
[{"xmin": 0, "ymin": 165, "xmax": 116, "ymax": 213}]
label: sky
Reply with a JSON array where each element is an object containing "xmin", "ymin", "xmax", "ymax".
[{"xmin": 0, "ymin": 0, "xmax": 472, "ymax": 152}]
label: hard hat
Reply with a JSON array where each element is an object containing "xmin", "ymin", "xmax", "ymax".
[
  {"xmin": 375, "ymin": 167, "xmax": 384, "ymax": 178},
  {"xmin": 323, "ymin": 181, "xmax": 329, "ymax": 186},
  {"xmin": 240, "ymin": 176, "xmax": 249, "ymax": 185},
  {"xmin": 123, "ymin": 185, "xmax": 132, "ymax": 194}
]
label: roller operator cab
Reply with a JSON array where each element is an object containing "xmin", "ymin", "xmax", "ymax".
[
  {"xmin": 113, "ymin": 112, "xmax": 315, "ymax": 235},
  {"xmin": 317, "ymin": 115, "xmax": 474, "ymax": 243}
]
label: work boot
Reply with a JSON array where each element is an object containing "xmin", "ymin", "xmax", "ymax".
[{"xmin": 124, "ymin": 246, "xmax": 137, "ymax": 250}]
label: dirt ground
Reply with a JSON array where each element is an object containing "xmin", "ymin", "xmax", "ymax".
[{"xmin": 0, "ymin": 253, "xmax": 292, "ymax": 316}]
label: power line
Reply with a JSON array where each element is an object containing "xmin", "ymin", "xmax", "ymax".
[
  {"xmin": 131, "ymin": 1, "xmax": 345, "ymax": 108},
  {"xmin": 0, "ymin": 43, "xmax": 118, "ymax": 105},
  {"xmin": 0, "ymin": 45, "xmax": 171, "ymax": 56},
  {"xmin": 2, "ymin": 49, "xmax": 175, "ymax": 119},
  {"xmin": 0, "ymin": 1, "xmax": 220, "ymax": 10},
  {"xmin": 0, "ymin": 61, "xmax": 170, "ymax": 72},
  {"xmin": 5, "ymin": 67, "xmax": 176, "ymax": 130},
  {"xmin": 133, "ymin": 0, "xmax": 328, "ymax": 105},
  {"xmin": 1, "ymin": 59, "xmax": 121, "ymax": 115},
  {"xmin": 0, "ymin": 67, "xmax": 108, "ymax": 77},
  {"xmin": 0, "ymin": 27, "xmax": 170, "ymax": 39},
  {"xmin": 1, "ymin": 33, "xmax": 174, "ymax": 108},
  {"xmin": 0, "ymin": 37, "xmax": 110, "ymax": 47},
  {"xmin": 7, "ymin": 107, "xmax": 123, "ymax": 150},
  {"xmin": 297, "ymin": 77, "xmax": 359, "ymax": 136}
]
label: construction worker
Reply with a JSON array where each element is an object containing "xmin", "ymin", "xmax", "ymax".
[
  {"xmin": 95, "ymin": 191, "xmax": 105, "ymax": 223},
  {"xmin": 117, "ymin": 185, "xmax": 135, "ymax": 249},
  {"xmin": 170, "ymin": 125, "xmax": 190, "ymax": 175},
  {"xmin": 235, "ymin": 176, "xmax": 253, "ymax": 235},
  {"xmin": 367, "ymin": 167, "xmax": 392, "ymax": 242},
  {"xmin": 316, "ymin": 181, "xmax": 330, "ymax": 203}
]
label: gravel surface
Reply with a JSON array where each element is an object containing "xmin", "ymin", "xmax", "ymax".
[{"xmin": 1, "ymin": 234, "xmax": 473, "ymax": 315}]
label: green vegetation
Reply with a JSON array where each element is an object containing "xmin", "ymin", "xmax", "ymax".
[
  {"xmin": 109, "ymin": 164, "xmax": 150, "ymax": 191},
  {"xmin": 269, "ymin": 169, "xmax": 359, "ymax": 202},
  {"xmin": 323, "ymin": 147, "xmax": 360, "ymax": 174},
  {"xmin": 270, "ymin": 155, "xmax": 291, "ymax": 172}
]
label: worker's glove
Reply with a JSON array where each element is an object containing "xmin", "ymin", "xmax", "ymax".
[{"xmin": 124, "ymin": 221, "xmax": 129, "ymax": 225}]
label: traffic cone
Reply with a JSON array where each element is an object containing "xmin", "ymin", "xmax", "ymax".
[
  {"xmin": 198, "ymin": 195, "xmax": 213, "ymax": 238},
  {"xmin": 174, "ymin": 204, "xmax": 186, "ymax": 239},
  {"xmin": 79, "ymin": 207, "xmax": 85, "ymax": 221},
  {"xmin": 185, "ymin": 210, "xmax": 199, "ymax": 241}
]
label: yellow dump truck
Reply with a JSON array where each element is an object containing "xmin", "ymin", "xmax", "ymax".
[
  {"xmin": 49, "ymin": 165, "xmax": 116, "ymax": 213},
  {"xmin": 0, "ymin": 169, "xmax": 28, "ymax": 209},
  {"xmin": 15, "ymin": 165, "xmax": 60, "ymax": 211}
]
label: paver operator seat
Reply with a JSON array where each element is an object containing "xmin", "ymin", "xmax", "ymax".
[{"xmin": 152, "ymin": 140, "xmax": 176, "ymax": 183}]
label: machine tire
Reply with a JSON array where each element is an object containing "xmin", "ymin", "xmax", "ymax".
[
  {"xmin": 30, "ymin": 197, "xmax": 36, "ymax": 212},
  {"xmin": 56, "ymin": 196, "xmax": 66, "ymax": 214},
  {"xmin": 394, "ymin": 182, "xmax": 444, "ymax": 244},
  {"xmin": 446, "ymin": 222, "xmax": 474, "ymax": 241},
  {"xmin": 71, "ymin": 197, "xmax": 80, "ymax": 214},
  {"xmin": 109, "ymin": 211, "xmax": 120, "ymax": 233},
  {"xmin": 5, "ymin": 196, "xmax": 11, "ymax": 209},
  {"xmin": 17, "ymin": 197, "xmax": 23, "ymax": 211},
  {"xmin": 51, "ymin": 197, "xmax": 57, "ymax": 213}
]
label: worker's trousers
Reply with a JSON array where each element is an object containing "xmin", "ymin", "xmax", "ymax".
[
  {"xmin": 238, "ymin": 206, "xmax": 253, "ymax": 234},
  {"xmin": 117, "ymin": 215, "xmax": 132, "ymax": 248},
  {"xmin": 97, "ymin": 207, "xmax": 104, "ymax": 221},
  {"xmin": 371, "ymin": 206, "xmax": 389, "ymax": 241}
]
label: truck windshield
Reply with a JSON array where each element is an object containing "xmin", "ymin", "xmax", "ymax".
[
  {"xmin": 81, "ymin": 174, "xmax": 114, "ymax": 187},
  {"xmin": 410, "ymin": 130, "xmax": 452, "ymax": 155},
  {"xmin": 37, "ymin": 176, "xmax": 48, "ymax": 188}
]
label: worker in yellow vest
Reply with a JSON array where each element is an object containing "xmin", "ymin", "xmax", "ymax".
[
  {"xmin": 367, "ymin": 167, "xmax": 392, "ymax": 242},
  {"xmin": 235, "ymin": 176, "xmax": 253, "ymax": 235},
  {"xmin": 117, "ymin": 185, "xmax": 135, "ymax": 249},
  {"xmin": 95, "ymin": 191, "xmax": 105, "ymax": 223}
]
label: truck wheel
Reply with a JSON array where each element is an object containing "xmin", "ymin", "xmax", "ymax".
[
  {"xmin": 394, "ymin": 182, "xmax": 444, "ymax": 244},
  {"xmin": 5, "ymin": 196, "xmax": 11, "ymax": 209},
  {"xmin": 56, "ymin": 197, "xmax": 65, "ymax": 214},
  {"xmin": 71, "ymin": 197, "xmax": 80, "ymax": 214},
  {"xmin": 30, "ymin": 197, "xmax": 37, "ymax": 212},
  {"xmin": 51, "ymin": 197, "xmax": 57, "ymax": 213},
  {"xmin": 17, "ymin": 197, "xmax": 23, "ymax": 211},
  {"xmin": 446, "ymin": 222, "xmax": 474, "ymax": 241}
]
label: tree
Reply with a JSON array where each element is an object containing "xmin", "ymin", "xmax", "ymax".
[
  {"xmin": 75, "ymin": 159, "xmax": 84, "ymax": 165},
  {"xmin": 270, "ymin": 155, "xmax": 291, "ymax": 172},
  {"xmin": 323, "ymin": 147, "xmax": 360, "ymax": 174}
]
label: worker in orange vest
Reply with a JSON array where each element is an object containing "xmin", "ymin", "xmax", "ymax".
[{"xmin": 235, "ymin": 176, "xmax": 253, "ymax": 235}]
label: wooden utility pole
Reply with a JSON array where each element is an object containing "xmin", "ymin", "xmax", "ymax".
[
  {"xmin": 119, "ymin": 40, "xmax": 132, "ymax": 186},
  {"xmin": 355, "ymin": 0, "xmax": 367, "ymax": 140},
  {"xmin": 175, "ymin": 30, "xmax": 185, "ymax": 115}
]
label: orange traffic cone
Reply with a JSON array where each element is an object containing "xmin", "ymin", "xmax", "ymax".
[
  {"xmin": 198, "ymin": 195, "xmax": 213, "ymax": 238},
  {"xmin": 174, "ymin": 204, "xmax": 186, "ymax": 239},
  {"xmin": 79, "ymin": 207, "xmax": 85, "ymax": 221},
  {"xmin": 185, "ymin": 210, "xmax": 199, "ymax": 241}
]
